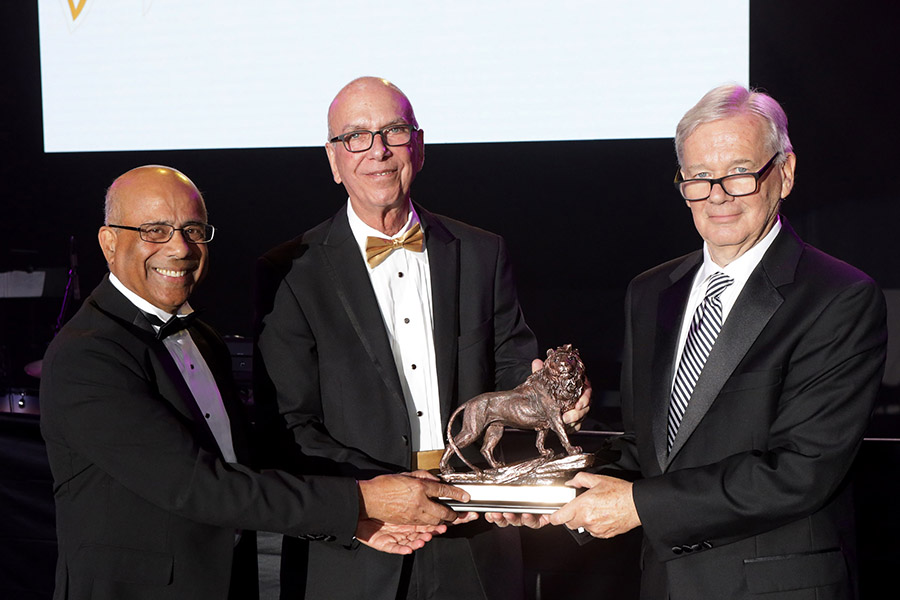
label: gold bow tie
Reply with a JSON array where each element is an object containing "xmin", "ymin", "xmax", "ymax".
[{"xmin": 365, "ymin": 223, "xmax": 425, "ymax": 268}]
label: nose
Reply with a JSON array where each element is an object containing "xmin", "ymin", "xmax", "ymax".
[
  {"xmin": 706, "ymin": 180, "xmax": 731, "ymax": 204},
  {"xmin": 164, "ymin": 229, "xmax": 196, "ymax": 257},
  {"xmin": 368, "ymin": 132, "xmax": 392, "ymax": 158}
]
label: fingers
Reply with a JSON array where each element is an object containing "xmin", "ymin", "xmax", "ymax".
[
  {"xmin": 406, "ymin": 469, "xmax": 440, "ymax": 481},
  {"xmin": 549, "ymin": 502, "xmax": 576, "ymax": 527},
  {"xmin": 484, "ymin": 511, "xmax": 551, "ymax": 529},
  {"xmin": 531, "ymin": 358, "xmax": 544, "ymax": 373},
  {"xmin": 562, "ymin": 379, "xmax": 592, "ymax": 429},
  {"xmin": 565, "ymin": 471, "xmax": 604, "ymax": 489},
  {"xmin": 355, "ymin": 520, "xmax": 447, "ymax": 555},
  {"xmin": 450, "ymin": 511, "xmax": 479, "ymax": 525},
  {"xmin": 422, "ymin": 479, "xmax": 470, "ymax": 503}
]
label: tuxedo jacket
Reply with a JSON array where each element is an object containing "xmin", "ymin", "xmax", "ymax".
[
  {"xmin": 254, "ymin": 203, "xmax": 538, "ymax": 600},
  {"xmin": 39, "ymin": 276, "xmax": 360, "ymax": 600},
  {"xmin": 613, "ymin": 219, "xmax": 887, "ymax": 599}
]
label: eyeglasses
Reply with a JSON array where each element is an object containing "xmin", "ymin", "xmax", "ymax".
[
  {"xmin": 108, "ymin": 222, "xmax": 216, "ymax": 244},
  {"xmin": 329, "ymin": 124, "xmax": 418, "ymax": 153},
  {"xmin": 674, "ymin": 153, "xmax": 780, "ymax": 201}
]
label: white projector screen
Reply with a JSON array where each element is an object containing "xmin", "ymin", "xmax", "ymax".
[{"xmin": 38, "ymin": 0, "xmax": 749, "ymax": 153}]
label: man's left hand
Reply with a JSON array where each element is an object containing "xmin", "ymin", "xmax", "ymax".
[
  {"xmin": 549, "ymin": 472, "xmax": 640, "ymax": 538},
  {"xmin": 355, "ymin": 520, "xmax": 447, "ymax": 554}
]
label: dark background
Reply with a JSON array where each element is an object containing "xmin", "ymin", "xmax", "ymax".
[
  {"xmin": 3, "ymin": 2, "xmax": 900, "ymax": 405},
  {"xmin": 3, "ymin": 2, "xmax": 900, "ymax": 599}
]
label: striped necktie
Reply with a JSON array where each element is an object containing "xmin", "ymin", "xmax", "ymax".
[{"xmin": 667, "ymin": 272, "xmax": 733, "ymax": 452}]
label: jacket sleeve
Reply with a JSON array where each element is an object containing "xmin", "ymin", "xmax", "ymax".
[
  {"xmin": 490, "ymin": 236, "xmax": 539, "ymax": 391},
  {"xmin": 40, "ymin": 329, "xmax": 360, "ymax": 545}
]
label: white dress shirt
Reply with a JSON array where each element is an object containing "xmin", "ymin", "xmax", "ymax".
[
  {"xmin": 346, "ymin": 202, "xmax": 444, "ymax": 452},
  {"xmin": 109, "ymin": 273, "xmax": 237, "ymax": 463},
  {"xmin": 671, "ymin": 218, "xmax": 783, "ymax": 392}
]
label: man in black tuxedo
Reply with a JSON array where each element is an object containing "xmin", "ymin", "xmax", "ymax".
[
  {"xmin": 254, "ymin": 77, "xmax": 590, "ymax": 600},
  {"xmin": 499, "ymin": 84, "xmax": 888, "ymax": 599},
  {"xmin": 39, "ymin": 165, "xmax": 469, "ymax": 600}
]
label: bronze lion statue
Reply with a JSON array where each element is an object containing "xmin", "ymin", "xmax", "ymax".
[{"xmin": 439, "ymin": 344, "xmax": 586, "ymax": 474}]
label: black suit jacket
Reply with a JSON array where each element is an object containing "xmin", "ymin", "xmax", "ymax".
[
  {"xmin": 612, "ymin": 219, "xmax": 887, "ymax": 599},
  {"xmin": 40, "ymin": 276, "xmax": 360, "ymax": 600},
  {"xmin": 254, "ymin": 203, "xmax": 538, "ymax": 600}
]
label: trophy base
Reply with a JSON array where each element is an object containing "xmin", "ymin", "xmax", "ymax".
[
  {"xmin": 442, "ymin": 482, "xmax": 578, "ymax": 513},
  {"xmin": 440, "ymin": 452, "xmax": 595, "ymax": 513}
]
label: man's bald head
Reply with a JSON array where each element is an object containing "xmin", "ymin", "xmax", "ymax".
[{"xmin": 327, "ymin": 77, "xmax": 418, "ymax": 140}]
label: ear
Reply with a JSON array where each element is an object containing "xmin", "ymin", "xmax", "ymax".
[
  {"xmin": 98, "ymin": 226, "xmax": 117, "ymax": 267},
  {"xmin": 414, "ymin": 128, "xmax": 425, "ymax": 173},
  {"xmin": 325, "ymin": 142, "xmax": 342, "ymax": 184},
  {"xmin": 779, "ymin": 152, "xmax": 797, "ymax": 199}
]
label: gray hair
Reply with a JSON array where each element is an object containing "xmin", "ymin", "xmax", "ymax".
[
  {"xmin": 103, "ymin": 185, "xmax": 119, "ymax": 225},
  {"xmin": 675, "ymin": 84, "xmax": 792, "ymax": 168}
]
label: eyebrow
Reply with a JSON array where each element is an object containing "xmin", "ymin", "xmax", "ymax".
[
  {"xmin": 684, "ymin": 158, "xmax": 756, "ymax": 174},
  {"xmin": 339, "ymin": 118, "xmax": 409, "ymax": 133}
]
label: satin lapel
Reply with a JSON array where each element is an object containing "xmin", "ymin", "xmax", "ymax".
[
  {"xmin": 666, "ymin": 259, "xmax": 786, "ymax": 467},
  {"xmin": 650, "ymin": 256, "xmax": 701, "ymax": 471},
  {"xmin": 91, "ymin": 276, "xmax": 220, "ymax": 451},
  {"xmin": 322, "ymin": 210, "xmax": 406, "ymax": 404},
  {"xmin": 418, "ymin": 206, "xmax": 460, "ymax": 425},
  {"xmin": 154, "ymin": 344, "xmax": 222, "ymax": 454}
]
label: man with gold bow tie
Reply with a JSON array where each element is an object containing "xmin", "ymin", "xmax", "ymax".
[{"xmin": 253, "ymin": 77, "xmax": 591, "ymax": 600}]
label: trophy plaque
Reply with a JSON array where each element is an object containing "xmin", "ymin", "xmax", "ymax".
[{"xmin": 439, "ymin": 344, "xmax": 596, "ymax": 513}]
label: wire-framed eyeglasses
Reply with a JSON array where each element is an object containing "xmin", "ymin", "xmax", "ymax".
[{"xmin": 107, "ymin": 222, "xmax": 216, "ymax": 244}]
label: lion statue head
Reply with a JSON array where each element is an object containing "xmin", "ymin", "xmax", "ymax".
[{"xmin": 532, "ymin": 344, "xmax": 585, "ymax": 410}]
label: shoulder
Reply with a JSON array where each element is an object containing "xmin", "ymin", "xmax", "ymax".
[
  {"xmin": 41, "ymin": 302, "xmax": 149, "ymax": 396},
  {"xmin": 424, "ymin": 210, "xmax": 502, "ymax": 242},
  {"xmin": 629, "ymin": 251, "xmax": 700, "ymax": 290},
  {"xmin": 794, "ymin": 243, "xmax": 878, "ymax": 289},
  {"xmin": 259, "ymin": 218, "xmax": 332, "ymax": 270}
]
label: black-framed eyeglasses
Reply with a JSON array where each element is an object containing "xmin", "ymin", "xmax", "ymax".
[
  {"xmin": 329, "ymin": 124, "xmax": 418, "ymax": 153},
  {"xmin": 674, "ymin": 153, "xmax": 780, "ymax": 201},
  {"xmin": 108, "ymin": 223, "xmax": 216, "ymax": 244}
]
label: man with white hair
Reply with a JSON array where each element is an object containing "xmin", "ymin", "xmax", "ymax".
[{"xmin": 499, "ymin": 84, "xmax": 887, "ymax": 599}]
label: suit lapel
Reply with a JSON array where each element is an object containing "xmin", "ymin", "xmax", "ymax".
[
  {"xmin": 417, "ymin": 205, "xmax": 460, "ymax": 424},
  {"xmin": 148, "ymin": 342, "xmax": 223, "ymax": 455},
  {"xmin": 664, "ymin": 221, "xmax": 802, "ymax": 467},
  {"xmin": 91, "ymin": 276, "xmax": 226, "ymax": 458},
  {"xmin": 321, "ymin": 208, "xmax": 406, "ymax": 405}
]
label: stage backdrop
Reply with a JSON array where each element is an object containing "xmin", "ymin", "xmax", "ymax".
[{"xmin": 1, "ymin": 1, "xmax": 899, "ymax": 413}]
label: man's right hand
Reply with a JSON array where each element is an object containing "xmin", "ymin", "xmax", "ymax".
[{"xmin": 358, "ymin": 471, "xmax": 471, "ymax": 525}]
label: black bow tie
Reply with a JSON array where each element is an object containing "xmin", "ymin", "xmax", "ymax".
[{"xmin": 144, "ymin": 312, "xmax": 198, "ymax": 340}]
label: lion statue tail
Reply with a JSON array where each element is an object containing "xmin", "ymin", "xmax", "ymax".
[{"xmin": 445, "ymin": 403, "xmax": 480, "ymax": 473}]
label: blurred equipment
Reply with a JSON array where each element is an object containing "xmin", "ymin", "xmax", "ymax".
[{"xmin": 1, "ymin": 388, "xmax": 40, "ymax": 415}]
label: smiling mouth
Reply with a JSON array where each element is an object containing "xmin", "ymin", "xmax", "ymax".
[
  {"xmin": 367, "ymin": 169, "xmax": 397, "ymax": 177},
  {"xmin": 154, "ymin": 267, "xmax": 190, "ymax": 278}
]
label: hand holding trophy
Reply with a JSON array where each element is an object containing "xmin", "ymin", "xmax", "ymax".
[{"xmin": 439, "ymin": 344, "xmax": 596, "ymax": 513}]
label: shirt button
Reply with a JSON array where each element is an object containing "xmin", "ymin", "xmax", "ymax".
[
  {"xmin": 404, "ymin": 318, "xmax": 410, "ymax": 324},
  {"xmin": 398, "ymin": 272, "xmax": 404, "ymax": 278},
  {"xmin": 190, "ymin": 364, "xmax": 195, "ymax": 370},
  {"xmin": 416, "ymin": 411, "xmax": 423, "ymax": 417},
  {"xmin": 411, "ymin": 364, "xmax": 417, "ymax": 370},
  {"xmin": 204, "ymin": 413, "xmax": 211, "ymax": 419}
]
